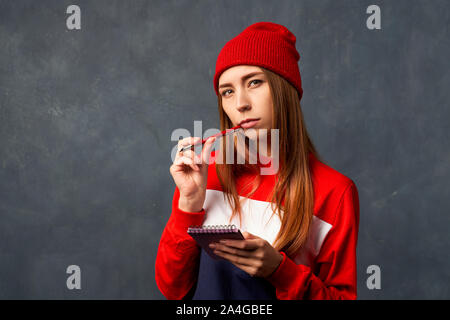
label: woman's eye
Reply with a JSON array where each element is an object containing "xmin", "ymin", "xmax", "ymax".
[
  {"xmin": 221, "ymin": 80, "xmax": 262, "ymax": 96},
  {"xmin": 221, "ymin": 89, "xmax": 232, "ymax": 96},
  {"xmin": 250, "ymin": 79, "xmax": 262, "ymax": 86}
]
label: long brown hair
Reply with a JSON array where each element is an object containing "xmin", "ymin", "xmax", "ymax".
[{"xmin": 215, "ymin": 67, "xmax": 323, "ymax": 257}]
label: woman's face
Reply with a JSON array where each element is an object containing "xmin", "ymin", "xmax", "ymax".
[{"xmin": 218, "ymin": 65, "xmax": 273, "ymax": 143}]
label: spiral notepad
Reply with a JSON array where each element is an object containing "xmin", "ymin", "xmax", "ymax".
[{"xmin": 187, "ymin": 225, "xmax": 244, "ymax": 260}]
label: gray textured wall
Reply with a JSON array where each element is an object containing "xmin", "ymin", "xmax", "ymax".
[{"xmin": 0, "ymin": 0, "xmax": 448, "ymax": 299}]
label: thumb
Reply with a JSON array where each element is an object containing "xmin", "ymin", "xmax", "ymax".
[{"xmin": 242, "ymin": 231, "xmax": 259, "ymax": 240}]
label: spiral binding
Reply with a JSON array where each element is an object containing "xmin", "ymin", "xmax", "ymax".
[{"xmin": 187, "ymin": 224, "xmax": 238, "ymax": 234}]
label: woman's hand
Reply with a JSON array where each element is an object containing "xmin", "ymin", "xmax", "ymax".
[
  {"xmin": 170, "ymin": 136, "xmax": 216, "ymax": 212},
  {"xmin": 209, "ymin": 232, "xmax": 284, "ymax": 278}
]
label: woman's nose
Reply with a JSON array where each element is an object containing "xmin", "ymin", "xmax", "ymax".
[
  {"xmin": 237, "ymin": 103, "xmax": 251, "ymax": 112},
  {"xmin": 236, "ymin": 95, "xmax": 251, "ymax": 112}
]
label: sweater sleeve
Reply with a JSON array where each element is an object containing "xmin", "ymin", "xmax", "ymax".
[
  {"xmin": 155, "ymin": 186, "xmax": 206, "ymax": 300},
  {"xmin": 266, "ymin": 181, "xmax": 360, "ymax": 300}
]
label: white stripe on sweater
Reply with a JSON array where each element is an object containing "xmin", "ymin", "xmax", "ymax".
[{"xmin": 202, "ymin": 189, "xmax": 332, "ymax": 267}]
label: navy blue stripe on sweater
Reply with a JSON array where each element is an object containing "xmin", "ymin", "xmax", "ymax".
[{"xmin": 192, "ymin": 249, "xmax": 277, "ymax": 300}]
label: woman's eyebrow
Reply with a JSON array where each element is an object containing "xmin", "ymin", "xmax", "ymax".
[{"xmin": 218, "ymin": 72, "xmax": 264, "ymax": 89}]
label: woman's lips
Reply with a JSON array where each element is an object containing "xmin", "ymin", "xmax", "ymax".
[{"xmin": 240, "ymin": 119, "xmax": 260, "ymax": 129}]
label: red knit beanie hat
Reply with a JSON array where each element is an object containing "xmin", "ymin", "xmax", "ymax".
[{"xmin": 214, "ymin": 21, "xmax": 303, "ymax": 100}]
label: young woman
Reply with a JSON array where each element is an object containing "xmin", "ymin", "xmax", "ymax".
[{"xmin": 155, "ymin": 22, "xmax": 360, "ymax": 300}]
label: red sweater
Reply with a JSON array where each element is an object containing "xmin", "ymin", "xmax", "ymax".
[{"xmin": 155, "ymin": 151, "xmax": 360, "ymax": 300}]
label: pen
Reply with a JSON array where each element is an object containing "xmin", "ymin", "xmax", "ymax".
[{"xmin": 178, "ymin": 125, "xmax": 243, "ymax": 153}]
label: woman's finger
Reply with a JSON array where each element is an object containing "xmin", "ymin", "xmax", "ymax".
[
  {"xmin": 218, "ymin": 239, "xmax": 262, "ymax": 250},
  {"xmin": 231, "ymin": 264, "xmax": 257, "ymax": 277},
  {"xmin": 179, "ymin": 149, "xmax": 196, "ymax": 162},
  {"xmin": 213, "ymin": 249, "xmax": 254, "ymax": 267},
  {"xmin": 173, "ymin": 155, "xmax": 200, "ymax": 172},
  {"xmin": 176, "ymin": 137, "xmax": 201, "ymax": 159},
  {"xmin": 178, "ymin": 137, "xmax": 202, "ymax": 151},
  {"xmin": 179, "ymin": 149, "xmax": 204, "ymax": 166},
  {"xmin": 211, "ymin": 242, "xmax": 258, "ymax": 259},
  {"xmin": 242, "ymin": 231, "xmax": 259, "ymax": 240},
  {"xmin": 201, "ymin": 136, "xmax": 217, "ymax": 164}
]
